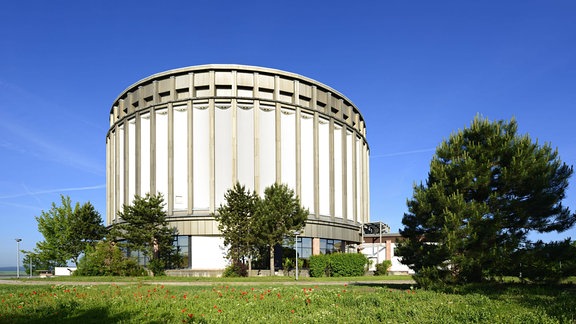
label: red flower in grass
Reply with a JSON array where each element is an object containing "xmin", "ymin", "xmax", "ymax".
[{"xmin": 188, "ymin": 313, "xmax": 194, "ymax": 318}]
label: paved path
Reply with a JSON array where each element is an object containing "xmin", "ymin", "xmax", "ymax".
[{"xmin": 0, "ymin": 279, "xmax": 415, "ymax": 286}]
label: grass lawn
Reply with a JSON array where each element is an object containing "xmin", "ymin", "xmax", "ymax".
[{"xmin": 1, "ymin": 281, "xmax": 574, "ymax": 323}]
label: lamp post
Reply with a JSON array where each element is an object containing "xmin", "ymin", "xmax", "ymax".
[
  {"xmin": 15, "ymin": 239, "xmax": 21, "ymax": 279},
  {"xmin": 294, "ymin": 231, "xmax": 300, "ymax": 281},
  {"xmin": 29, "ymin": 253, "xmax": 33, "ymax": 279}
]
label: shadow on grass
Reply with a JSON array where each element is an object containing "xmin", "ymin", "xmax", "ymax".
[
  {"xmin": 350, "ymin": 282, "xmax": 415, "ymax": 290},
  {"xmin": 7, "ymin": 306, "xmax": 134, "ymax": 324},
  {"xmin": 435, "ymin": 282, "xmax": 576, "ymax": 323}
]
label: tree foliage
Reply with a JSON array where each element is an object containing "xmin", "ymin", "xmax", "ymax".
[
  {"xmin": 398, "ymin": 116, "xmax": 575, "ymax": 283},
  {"xmin": 512, "ymin": 239, "xmax": 576, "ymax": 284},
  {"xmin": 214, "ymin": 183, "xmax": 259, "ymax": 264},
  {"xmin": 253, "ymin": 183, "xmax": 308, "ymax": 275},
  {"xmin": 109, "ymin": 193, "xmax": 180, "ymax": 275},
  {"xmin": 34, "ymin": 195, "xmax": 106, "ymax": 267},
  {"xmin": 75, "ymin": 241, "xmax": 146, "ymax": 276},
  {"xmin": 215, "ymin": 183, "xmax": 308, "ymax": 275}
]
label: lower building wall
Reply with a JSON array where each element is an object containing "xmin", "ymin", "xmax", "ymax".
[
  {"xmin": 360, "ymin": 242, "xmax": 415, "ymax": 274},
  {"xmin": 190, "ymin": 236, "xmax": 228, "ymax": 270}
]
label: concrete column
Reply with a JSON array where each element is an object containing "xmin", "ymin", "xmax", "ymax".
[
  {"xmin": 276, "ymin": 101, "xmax": 282, "ymax": 183},
  {"xmin": 149, "ymin": 107, "xmax": 157, "ymax": 197},
  {"xmin": 167, "ymin": 103, "xmax": 174, "ymax": 215},
  {"xmin": 352, "ymin": 135, "xmax": 357, "ymax": 224},
  {"xmin": 329, "ymin": 116, "xmax": 335, "ymax": 220},
  {"xmin": 231, "ymin": 71, "xmax": 238, "ymax": 184},
  {"xmin": 312, "ymin": 86, "xmax": 319, "ymax": 218},
  {"xmin": 209, "ymin": 98, "xmax": 215, "ymax": 214},
  {"xmin": 312, "ymin": 237, "xmax": 321, "ymax": 255},
  {"xmin": 208, "ymin": 71, "xmax": 215, "ymax": 214},
  {"xmin": 123, "ymin": 121, "xmax": 129, "ymax": 207},
  {"xmin": 187, "ymin": 100, "xmax": 193, "ymax": 214},
  {"xmin": 253, "ymin": 72, "xmax": 260, "ymax": 194},
  {"xmin": 274, "ymin": 75, "xmax": 282, "ymax": 184},
  {"xmin": 135, "ymin": 113, "xmax": 141, "ymax": 197}
]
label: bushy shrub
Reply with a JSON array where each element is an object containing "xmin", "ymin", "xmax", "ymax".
[
  {"xmin": 374, "ymin": 260, "xmax": 392, "ymax": 276},
  {"xmin": 148, "ymin": 259, "xmax": 166, "ymax": 276},
  {"xmin": 329, "ymin": 253, "xmax": 368, "ymax": 277},
  {"xmin": 309, "ymin": 253, "xmax": 368, "ymax": 277},
  {"xmin": 222, "ymin": 261, "xmax": 248, "ymax": 277},
  {"xmin": 309, "ymin": 254, "xmax": 331, "ymax": 277},
  {"xmin": 282, "ymin": 258, "xmax": 293, "ymax": 276},
  {"xmin": 75, "ymin": 241, "xmax": 146, "ymax": 276}
]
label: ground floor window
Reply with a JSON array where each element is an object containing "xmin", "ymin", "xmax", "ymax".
[
  {"xmin": 173, "ymin": 235, "xmax": 190, "ymax": 269},
  {"xmin": 320, "ymin": 239, "xmax": 343, "ymax": 254},
  {"xmin": 297, "ymin": 237, "xmax": 313, "ymax": 259}
]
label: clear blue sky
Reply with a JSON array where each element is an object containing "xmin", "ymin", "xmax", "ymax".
[{"xmin": 1, "ymin": 1, "xmax": 575, "ymax": 267}]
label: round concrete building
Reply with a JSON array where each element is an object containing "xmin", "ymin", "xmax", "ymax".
[{"xmin": 106, "ymin": 64, "xmax": 370, "ymax": 270}]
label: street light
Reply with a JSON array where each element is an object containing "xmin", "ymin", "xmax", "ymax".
[
  {"xmin": 28, "ymin": 253, "xmax": 33, "ymax": 279},
  {"xmin": 15, "ymin": 239, "xmax": 21, "ymax": 279},
  {"xmin": 294, "ymin": 231, "xmax": 301, "ymax": 281}
]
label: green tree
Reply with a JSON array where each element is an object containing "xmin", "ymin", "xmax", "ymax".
[
  {"xmin": 213, "ymin": 183, "xmax": 259, "ymax": 273},
  {"xmin": 109, "ymin": 193, "xmax": 179, "ymax": 276},
  {"xmin": 512, "ymin": 239, "xmax": 576, "ymax": 284},
  {"xmin": 34, "ymin": 195, "xmax": 106, "ymax": 266},
  {"xmin": 398, "ymin": 116, "xmax": 575, "ymax": 284},
  {"xmin": 253, "ymin": 183, "xmax": 308, "ymax": 275}
]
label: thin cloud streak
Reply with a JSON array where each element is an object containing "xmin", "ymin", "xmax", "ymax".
[
  {"xmin": 0, "ymin": 118, "xmax": 104, "ymax": 175},
  {"xmin": 0, "ymin": 80, "xmax": 104, "ymax": 176},
  {"xmin": 371, "ymin": 148, "xmax": 436, "ymax": 158},
  {"xmin": 0, "ymin": 184, "xmax": 106, "ymax": 199},
  {"xmin": 0, "ymin": 200, "xmax": 42, "ymax": 210}
]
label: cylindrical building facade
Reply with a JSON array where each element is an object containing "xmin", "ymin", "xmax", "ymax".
[{"xmin": 106, "ymin": 64, "xmax": 370, "ymax": 270}]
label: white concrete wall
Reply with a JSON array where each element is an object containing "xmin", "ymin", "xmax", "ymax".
[
  {"xmin": 360, "ymin": 242, "xmax": 415, "ymax": 274},
  {"xmin": 190, "ymin": 236, "xmax": 227, "ymax": 270},
  {"xmin": 54, "ymin": 267, "xmax": 77, "ymax": 276}
]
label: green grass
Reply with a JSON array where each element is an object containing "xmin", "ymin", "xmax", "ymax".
[{"xmin": 1, "ymin": 282, "xmax": 574, "ymax": 323}]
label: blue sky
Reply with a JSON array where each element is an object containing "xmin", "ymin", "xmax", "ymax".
[{"xmin": 1, "ymin": 1, "xmax": 575, "ymax": 267}]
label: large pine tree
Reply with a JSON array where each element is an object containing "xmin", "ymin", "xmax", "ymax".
[{"xmin": 398, "ymin": 116, "xmax": 575, "ymax": 283}]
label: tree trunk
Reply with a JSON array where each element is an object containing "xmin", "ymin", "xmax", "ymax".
[
  {"xmin": 269, "ymin": 245, "xmax": 275, "ymax": 276},
  {"xmin": 248, "ymin": 256, "xmax": 252, "ymax": 277}
]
